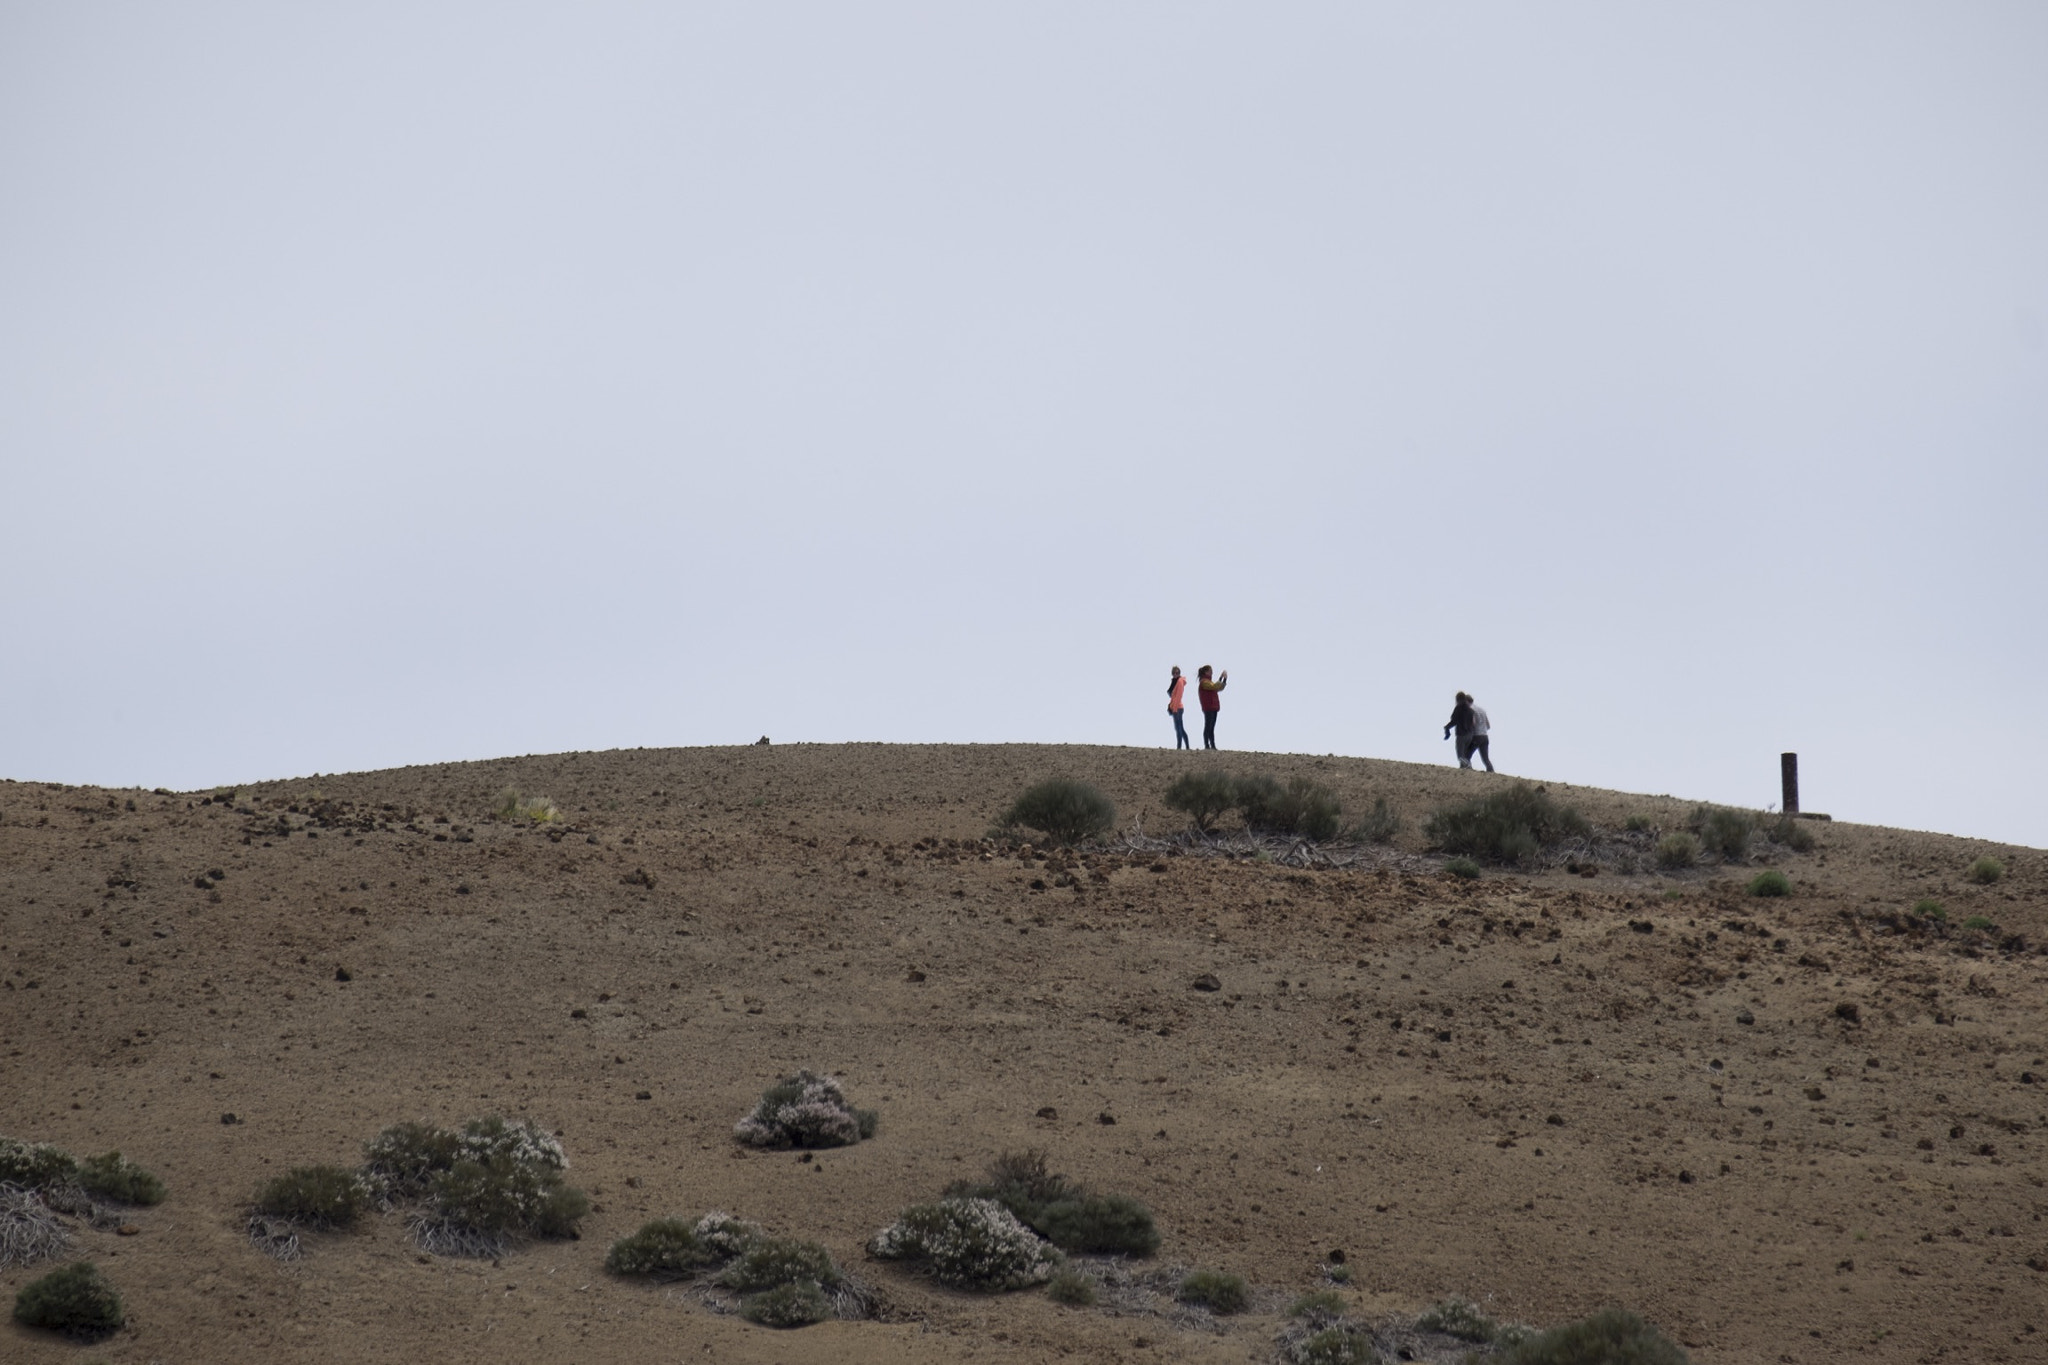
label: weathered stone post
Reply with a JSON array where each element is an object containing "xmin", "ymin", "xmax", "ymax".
[{"xmin": 1781, "ymin": 753, "xmax": 1799, "ymax": 816}]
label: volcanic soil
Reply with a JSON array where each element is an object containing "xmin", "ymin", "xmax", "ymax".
[{"xmin": 2, "ymin": 743, "xmax": 2043, "ymax": 1364}]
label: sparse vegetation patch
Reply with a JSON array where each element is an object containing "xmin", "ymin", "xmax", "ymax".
[
  {"xmin": 1494, "ymin": 1306, "xmax": 1689, "ymax": 1364},
  {"xmin": 255, "ymin": 1165, "xmax": 369, "ymax": 1229},
  {"xmin": 1177, "ymin": 1267, "xmax": 1250, "ymax": 1314},
  {"xmin": 0, "ymin": 1185, "xmax": 70, "ymax": 1269},
  {"xmin": 1692, "ymin": 806, "xmax": 1754, "ymax": 861},
  {"xmin": 1655, "ymin": 833, "xmax": 1698, "ymax": 869}
]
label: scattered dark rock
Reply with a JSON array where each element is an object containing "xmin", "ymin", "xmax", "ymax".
[
  {"xmin": 1834, "ymin": 1002, "xmax": 1861, "ymax": 1024},
  {"xmin": 570, "ymin": 1009, "xmax": 588, "ymax": 1020},
  {"xmin": 334, "ymin": 966, "xmax": 352, "ymax": 982},
  {"xmin": 1096, "ymin": 1112, "xmax": 1117, "ymax": 1126},
  {"xmin": 620, "ymin": 868, "xmax": 656, "ymax": 889},
  {"xmin": 220, "ymin": 1112, "xmax": 239, "ymax": 1125},
  {"xmin": 1191, "ymin": 973, "xmax": 1222, "ymax": 992},
  {"xmin": 1327, "ymin": 1248, "xmax": 1346, "ymax": 1265},
  {"xmin": 1628, "ymin": 920, "xmax": 1654, "ymax": 933},
  {"xmin": 905, "ymin": 969, "xmax": 927, "ymax": 983},
  {"xmin": 1678, "ymin": 1170, "xmax": 1694, "ymax": 1184},
  {"xmin": 635, "ymin": 1091, "xmax": 652, "ymax": 1101},
  {"xmin": 1546, "ymin": 1114, "xmax": 1565, "ymax": 1127},
  {"xmin": 1036, "ymin": 1106, "xmax": 1059, "ymax": 1121},
  {"xmin": 1029, "ymin": 878, "xmax": 1047, "ymax": 891},
  {"xmin": 1736, "ymin": 1009, "xmax": 1755, "ymax": 1025},
  {"xmin": 1804, "ymin": 1086, "xmax": 1827, "ymax": 1102}
]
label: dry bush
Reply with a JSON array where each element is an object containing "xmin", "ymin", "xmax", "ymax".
[
  {"xmin": 1655, "ymin": 833, "xmax": 1698, "ymax": 869},
  {"xmin": 0, "ymin": 1185, "xmax": 70, "ymax": 1269}
]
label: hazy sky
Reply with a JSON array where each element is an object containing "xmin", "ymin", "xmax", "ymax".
[{"xmin": 4, "ymin": 3, "xmax": 2043, "ymax": 847}]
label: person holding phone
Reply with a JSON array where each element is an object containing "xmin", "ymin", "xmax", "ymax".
[{"xmin": 1197, "ymin": 665, "xmax": 1228, "ymax": 749}]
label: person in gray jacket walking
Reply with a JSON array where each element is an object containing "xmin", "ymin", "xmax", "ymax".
[{"xmin": 1468, "ymin": 697, "xmax": 1495, "ymax": 772}]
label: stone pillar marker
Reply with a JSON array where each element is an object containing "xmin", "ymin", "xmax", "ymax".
[{"xmin": 1781, "ymin": 752, "xmax": 1800, "ymax": 816}]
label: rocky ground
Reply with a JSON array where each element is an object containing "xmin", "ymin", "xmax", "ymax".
[{"xmin": 2, "ymin": 743, "xmax": 2043, "ymax": 1363}]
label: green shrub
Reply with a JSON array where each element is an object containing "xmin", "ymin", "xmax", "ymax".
[
  {"xmin": 1654, "ymin": 833, "xmax": 1698, "ymax": 869},
  {"xmin": 1911, "ymin": 899, "xmax": 1946, "ymax": 921},
  {"xmin": 75, "ymin": 1152, "xmax": 165, "ymax": 1206},
  {"xmin": 427, "ymin": 1158, "xmax": 586, "ymax": 1239},
  {"xmin": 1962, "ymin": 915, "xmax": 1996, "ymax": 932},
  {"xmin": 1230, "ymin": 775, "xmax": 1287, "ymax": 831},
  {"xmin": 1001, "ymin": 779, "xmax": 1116, "ymax": 846},
  {"xmin": 1293, "ymin": 1325, "xmax": 1378, "ymax": 1364},
  {"xmin": 605, "ymin": 1218, "xmax": 716, "ymax": 1278},
  {"xmin": 1967, "ymin": 856, "xmax": 2004, "ymax": 885},
  {"xmin": 1416, "ymin": 1296, "xmax": 1498, "ymax": 1342},
  {"xmin": 1290, "ymin": 1289, "xmax": 1349, "ymax": 1318},
  {"xmin": 1164, "ymin": 771, "xmax": 1237, "ymax": 833},
  {"xmin": 1425, "ymin": 783, "xmax": 1587, "ymax": 865},
  {"xmin": 945, "ymin": 1151, "xmax": 1156, "ymax": 1256},
  {"xmin": 1747, "ymin": 870, "xmax": 1790, "ymax": 898},
  {"xmin": 12, "ymin": 1262, "xmax": 123, "ymax": 1340},
  {"xmin": 734, "ymin": 1070, "xmax": 877, "ymax": 1149},
  {"xmin": 1178, "ymin": 1268, "xmax": 1250, "ymax": 1314},
  {"xmin": 1768, "ymin": 816, "xmax": 1816, "ymax": 852},
  {"xmin": 362, "ymin": 1120, "xmax": 463, "ymax": 1197},
  {"xmin": 1045, "ymin": 1265, "xmax": 1097, "ymax": 1306},
  {"xmin": 717, "ymin": 1238, "xmax": 842, "ymax": 1293},
  {"xmin": 0, "ymin": 1138, "xmax": 78, "ymax": 1191},
  {"xmin": 1444, "ymin": 857, "xmax": 1480, "ymax": 880},
  {"xmin": 739, "ymin": 1279, "xmax": 832, "ymax": 1328},
  {"xmin": 1624, "ymin": 815, "xmax": 1652, "ymax": 832},
  {"xmin": 255, "ymin": 1165, "xmax": 368, "ymax": 1228},
  {"xmin": 1496, "ymin": 1307, "xmax": 1689, "ymax": 1364},
  {"xmin": 1032, "ymin": 1193, "xmax": 1159, "ymax": 1257},
  {"xmin": 1692, "ymin": 807, "xmax": 1753, "ymax": 861},
  {"xmin": 869, "ymin": 1197, "xmax": 1059, "ymax": 1291},
  {"xmin": 1348, "ymin": 796, "xmax": 1402, "ymax": 844}
]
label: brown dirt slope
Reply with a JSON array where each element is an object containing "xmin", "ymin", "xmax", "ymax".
[{"xmin": 2, "ymin": 744, "xmax": 2043, "ymax": 1364}]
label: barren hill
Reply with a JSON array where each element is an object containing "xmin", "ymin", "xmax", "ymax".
[{"xmin": 2, "ymin": 744, "xmax": 2043, "ymax": 1364}]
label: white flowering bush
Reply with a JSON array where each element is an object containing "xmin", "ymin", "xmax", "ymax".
[
  {"xmin": 694, "ymin": 1212, "xmax": 763, "ymax": 1259},
  {"xmin": 0, "ymin": 1139, "xmax": 78, "ymax": 1191},
  {"xmin": 352, "ymin": 1114, "xmax": 584, "ymax": 1256},
  {"xmin": 869, "ymin": 1197, "xmax": 1059, "ymax": 1291},
  {"xmin": 734, "ymin": 1071, "xmax": 878, "ymax": 1150}
]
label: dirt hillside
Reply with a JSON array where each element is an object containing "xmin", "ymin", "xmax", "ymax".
[{"xmin": 2, "ymin": 744, "xmax": 2043, "ymax": 1364}]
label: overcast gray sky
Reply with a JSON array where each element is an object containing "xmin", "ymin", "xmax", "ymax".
[{"xmin": 4, "ymin": 3, "xmax": 2043, "ymax": 847}]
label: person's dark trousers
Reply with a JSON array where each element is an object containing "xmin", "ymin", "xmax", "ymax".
[
  {"xmin": 1171, "ymin": 711, "xmax": 1190, "ymax": 749},
  {"xmin": 1202, "ymin": 712, "xmax": 1218, "ymax": 749},
  {"xmin": 1472, "ymin": 736, "xmax": 1493, "ymax": 772}
]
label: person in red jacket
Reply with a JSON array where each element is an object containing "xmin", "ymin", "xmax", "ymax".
[
  {"xmin": 1197, "ymin": 665, "xmax": 1228, "ymax": 749},
  {"xmin": 1167, "ymin": 666, "xmax": 1190, "ymax": 749}
]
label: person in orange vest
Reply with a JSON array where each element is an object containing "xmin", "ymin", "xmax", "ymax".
[
  {"xmin": 1197, "ymin": 665, "xmax": 1229, "ymax": 749},
  {"xmin": 1167, "ymin": 666, "xmax": 1191, "ymax": 749}
]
